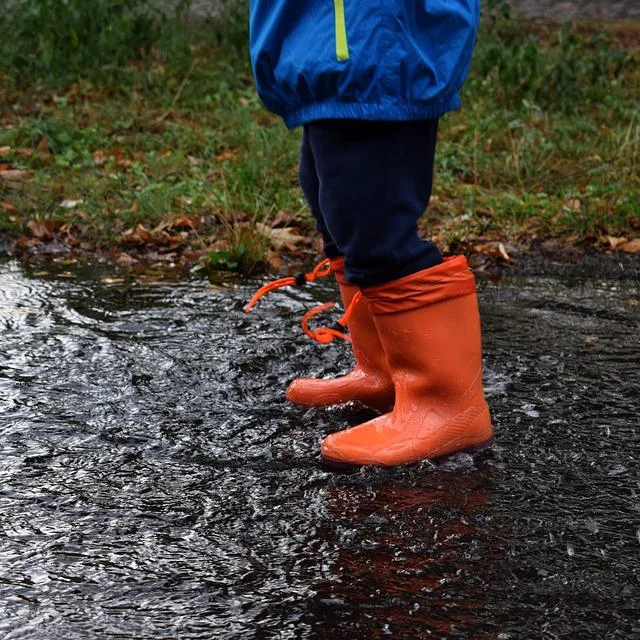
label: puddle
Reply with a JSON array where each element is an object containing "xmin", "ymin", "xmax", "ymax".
[{"xmin": 1, "ymin": 258, "xmax": 639, "ymax": 639}]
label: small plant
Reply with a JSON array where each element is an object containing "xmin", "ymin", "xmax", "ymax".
[{"xmin": 204, "ymin": 225, "xmax": 269, "ymax": 275}]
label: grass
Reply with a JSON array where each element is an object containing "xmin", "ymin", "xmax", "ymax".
[{"xmin": 0, "ymin": 1, "xmax": 639, "ymax": 273}]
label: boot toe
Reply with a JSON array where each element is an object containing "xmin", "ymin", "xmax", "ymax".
[
  {"xmin": 320, "ymin": 433, "xmax": 371, "ymax": 468},
  {"xmin": 286, "ymin": 378, "xmax": 344, "ymax": 407}
]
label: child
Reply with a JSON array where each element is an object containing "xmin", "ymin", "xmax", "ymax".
[{"xmin": 248, "ymin": 0, "xmax": 494, "ymax": 467}]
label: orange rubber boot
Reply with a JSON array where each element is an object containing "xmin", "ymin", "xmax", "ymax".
[
  {"xmin": 321, "ymin": 256, "xmax": 494, "ymax": 467},
  {"xmin": 286, "ymin": 258, "xmax": 395, "ymax": 412}
]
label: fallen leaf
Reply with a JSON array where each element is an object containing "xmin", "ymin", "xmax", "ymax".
[
  {"xmin": 602, "ymin": 235, "xmax": 628, "ymax": 249},
  {"xmin": 215, "ymin": 149, "xmax": 237, "ymax": 162},
  {"xmin": 271, "ymin": 210, "xmax": 295, "ymax": 228},
  {"xmin": 0, "ymin": 200, "xmax": 18, "ymax": 213},
  {"xmin": 14, "ymin": 235, "xmax": 42, "ymax": 250},
  {"xmin": 59, "ymin": 199, "xmax": 84, "ymax": 209},
  {"xmin": 498, "ymin": 242, "xmax": 511, "ymax": 262},
  {"xmin": 564, "ymin": 199, "xmax": 581, "ymax": 212},
  {"xmin": 173, "ymin": 216, "xmax": 198, "ymax": 230},
  {"xmin": 268, "ymin": 253, "xmax": 282, "ymax": 272},
  {"xmin": 256, "ymin": 222, "xmax": 306, "ymax": 249},
  {"xmin": 117, "ymin": 252, "xmax": 138, "ymax": 266},
  {"xmin": 37, "ymin": 138, "xmax": 49, "ymax": 154},
  {"xmin": 27, "ymin": 220, "xmax": 53, "ymax": 239},
  {"xmin": 93, "ymin": 151, "xmax": 109, "ymax": 165},
  {"xmin": 122, "ymin": 222, "xmax": 179, "ymax": 247},
  {"xmin": 0, "ymin": 169, "xmax": 32, "ymax": 181},
  {"xmin": 619, "ymin": 239, "xmax": 640, "ymax": 253},
  {"xmin": 472, "ymin": 241, "xmax": 513, "ymax": 262}
]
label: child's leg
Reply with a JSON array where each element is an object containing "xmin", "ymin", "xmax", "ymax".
[
  {"xmin": 289, "ymin": 125, "xmax": 394, "ymax": 411},
  {"xmin": 299, "ymin": 126, "xmax": 341, "ymax": 259},
  {"xmin": 305, "ymin": 119, "xmax": 441, "ymax": 287}
]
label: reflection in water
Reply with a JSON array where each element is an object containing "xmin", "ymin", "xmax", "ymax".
[
  {"xmin": 0, "ymin": 258, "xmax": 639, "ymax": 639},
  {"xmin": 314, "ymin": 468, "xmax": 500, "ymax": 639}
]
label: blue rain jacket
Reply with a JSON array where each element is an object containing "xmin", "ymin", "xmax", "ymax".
[{"xmin": 249, "ymin": 1, "xmax": 480, "ymax": 129}]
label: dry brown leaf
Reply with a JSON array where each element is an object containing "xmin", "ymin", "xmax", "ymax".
[
  {"xmin": 0, "ymin": 169, "xmax": 32, "ymax": 181},
  {"xmin": 117, "ymin": 252, "xmax": 138, "ymax": 266},
  {"xmin": 564, "ymin": 199, "xmax": 582, "ymax": 212},
  {"xmin": 37, "ymin": 138, "xmax": 49, "ymax": 154},
  {"xmin": 619, "ymin": 238, "xmax": 640, "ymax": 253},
  {"xmin": 93, "ymin": 151, "xmax": 109, "ymax": 165},
  {"xmin": 472, "ymin": 241, "xmax": 513, "ymax": 262},
  {"xmin": 268, "ymin": 253, "xmax": 282, "ymax": 272},
  {"xmin": 173, "ymin": 216, "xmax": 198, "ymax": 230},
  {"xmin": 602, "ymin": 235, "xmax": 628, "ymax": 249},
  {"xmin": 215, "ymin": 149, "xmax": 237, "ymax": 162},
  {"xmin": 271, "ymin": 210, "xmax": 295, "ymax": 228},
  {"xmin": 27, "ymin": 220, "xmax": 53, "ymax": 239},
  {"xmin": 14, "ymin": 235, "xmax": 42, "ymax": 250},
  {"xmin": 498, "ymin": 242, "xmax": 511, "ymax": 262},
  {"xmin": 256, "ymin": 222, "xmax": 306, "ymax": 249},
  {"xmin": 0, "ymin": 200, "xmax": 18, "ymax": 213}
]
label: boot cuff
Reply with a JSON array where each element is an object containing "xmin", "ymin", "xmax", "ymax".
[
  {"xmin": 330, "ymin": 257, "xmax": 348, "ymax": 284},
  {"xmin": 363, "ymin": 256, "xmax": 477, "ymax": 314}
]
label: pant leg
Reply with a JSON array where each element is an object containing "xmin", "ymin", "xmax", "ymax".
[
  {"xmin": 299, "ymin": 125, "xmax": 341, "ymax": 259},
  {"xmin": 306, "ymin": 119, "xmax": 442, "ymax": 287}
]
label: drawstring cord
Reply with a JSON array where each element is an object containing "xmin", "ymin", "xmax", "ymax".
[
  {"xmin": 244, "ymin": 258, "xmax": 332, "ymax": 313},
  {"xmin": 244, "ymin": 258, "xmax": 363, "ymax": 345},
  {"xmin": 301, "ymin": 290, "xmax": 362, "ymax": 344}
]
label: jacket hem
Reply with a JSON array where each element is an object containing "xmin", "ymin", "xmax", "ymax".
[{"xmin": 282, "ymin": 94, "xmax": 461, "ymax": 129}]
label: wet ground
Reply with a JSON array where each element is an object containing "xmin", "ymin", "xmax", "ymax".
[{"xmin": 1, "ymin": 256, "xmax": 639, "ymax": 639}]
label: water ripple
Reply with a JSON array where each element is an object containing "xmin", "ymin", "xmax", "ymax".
[{"xmin": 1, "ymin": 260, "xmax": 639, "ymax": 639}]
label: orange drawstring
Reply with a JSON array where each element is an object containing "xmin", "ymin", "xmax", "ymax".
[
  {"xmin": 301, "ymin": 290, "xmax": 363, "ymax": 344},
  {"xmin": 244, "ymin": 258, "xmax": 332, "ymax": 313},
  {"xmin": 244, "ymin": 257, "xmax": 362, "ymax": 345}
]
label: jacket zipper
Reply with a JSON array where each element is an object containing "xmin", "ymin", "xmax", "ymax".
[{"xmin": 333, "ymin": 0, "xmax": 350, "ymax": 61}]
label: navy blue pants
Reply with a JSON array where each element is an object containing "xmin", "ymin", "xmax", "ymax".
[{"xmin": 299, "ymin": 119, "xmax": 442, "ymax": 287}]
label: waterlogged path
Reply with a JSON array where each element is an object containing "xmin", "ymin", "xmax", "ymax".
[{"xmin": 1, "ymin": 257, "xmax": 639, "ymax": 639}]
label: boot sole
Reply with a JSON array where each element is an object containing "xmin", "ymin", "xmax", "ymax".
[{"xmin": 320, "ymin": 436, "xmax": 496, "ymax": 474}]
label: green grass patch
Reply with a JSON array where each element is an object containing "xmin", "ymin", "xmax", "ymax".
[{"xmin": 1, "ymin": 1, "xmax": 638, "ymax": 272}]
